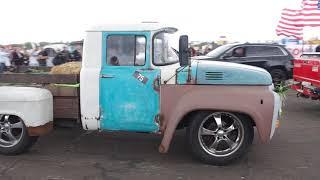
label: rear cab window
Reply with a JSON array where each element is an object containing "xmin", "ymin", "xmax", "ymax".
[{"xmin": 106, "ymin": 35, "xmax": 146, "ymax": 66}]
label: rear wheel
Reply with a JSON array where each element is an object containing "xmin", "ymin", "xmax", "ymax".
[
  {"xmin": 270, "ymin": 69, "xmax": 287, "ymax": 84},
  {"xmin": 0, "ymin": 115, "xmax": 38, "ymax": 155},
  {"xmin": 187, "ymin": 111, "xmax": 254, "ymax": 165}
]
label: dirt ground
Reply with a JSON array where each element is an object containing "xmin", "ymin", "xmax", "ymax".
[{"xmin": 0, "ymin": 90, "xmax": 319, "ymax": 180}]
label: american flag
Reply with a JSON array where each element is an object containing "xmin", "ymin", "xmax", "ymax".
[
  {"xmin": 276, "ymin": 8, "xmax": 304, "ymax": 39},
  {"xmin": 300, "ymin": 0, "xmax": 320, "ymax": 26},
  {"xmin": 276, "ymin": 0, "xmax": 320, "ymax": 39}
]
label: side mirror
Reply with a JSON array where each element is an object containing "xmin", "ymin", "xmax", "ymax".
[
  {"xmin": 179, "ymin": 35, "xmax": 190, "ymax": 66},
  {"xmin": 222, "ymin": 51, "xmax": 233, "ymax": 59}
]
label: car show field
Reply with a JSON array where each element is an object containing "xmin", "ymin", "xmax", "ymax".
[{"xmin": 0, "ymin": 90, "xmax": 318, "ymax": 180}]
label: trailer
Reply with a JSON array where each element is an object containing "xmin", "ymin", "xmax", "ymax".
[{"xmin": 0, "ymin": 73, "xmax": 80, "ymax": 120}]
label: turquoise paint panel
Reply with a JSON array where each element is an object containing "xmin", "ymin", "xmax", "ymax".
[
  {"xmin": 100, "ymin": 31, "xmax": 160, "ymax": 132},
  {"xmin": 195, "ymin": 60, "xmax": 272, "ymax": 85},
  {"xmin": 176, "ymin": 61, "xmax": 198, "ymax": 84}
]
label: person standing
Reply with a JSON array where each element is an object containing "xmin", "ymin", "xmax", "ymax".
[
  {"xmin": 11, "ymin": 47, "xmax": 24, "ymax": 66},
  {"xmin": 52, "ymin": 49, "xmax": 66, "ymax": 65},
  {"xmin": 70, "ymin": 46, "xmax": 82, "ymax": 61},
  {"xmin": 37, "ymin": 48, "xmax": 48, "ymax": 67},
  {"xmin": 61, "ymin": 46, "xmax": 70, "ymax": 62},
  {"xmin": 0, "ymin": 46, "xmax": 11, "ymax": 72},
  {"xmin": 29, "ymin": 48, "xmax": 40, "ymax": 66},
  {"xmin": 21, "ymin": 49, "xmax": 30, "ymax": 65}
]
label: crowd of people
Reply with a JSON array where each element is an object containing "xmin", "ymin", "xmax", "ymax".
[{"xmin": 0, "ymin": 45, "xmax": 82, "ymax": 72}]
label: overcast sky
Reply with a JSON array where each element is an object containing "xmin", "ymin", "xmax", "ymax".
[{"xmin": 0, "ymin": 0, "xmax": 318, "ymax": 44}]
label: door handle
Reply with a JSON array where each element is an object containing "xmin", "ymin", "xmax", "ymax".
[
  {"xmin": 136, "ymin": 68, "xmax": 154, "ymax": 72},
  {"xmin": 101, "ymin": 74, "xmax": 115, "ymax": 78}
]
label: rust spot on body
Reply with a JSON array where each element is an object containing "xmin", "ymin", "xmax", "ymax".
[
  {"xmin": 159, "ymin": 114, "xmax": 166, "ymax": 132},
  {"xmin": 27, "ymin": 121, "xmax": 53, "ymax": 136},
  {"xmin": 158, "ymin": 144, "xmax": 167, "ymax": 154}
]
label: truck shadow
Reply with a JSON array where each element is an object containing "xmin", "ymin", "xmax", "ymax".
[{"xmin": 32, "ymin": 127, "xmax": 194, "ymax": 163}]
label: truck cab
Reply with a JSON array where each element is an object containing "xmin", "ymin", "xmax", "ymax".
[
  {"xmin": 0, "ymin": 24, "xmax": 281, "ymax": 165},
  {"xmin": 81, "ymin": 24, "xmax": 180, "ymax": 132}
]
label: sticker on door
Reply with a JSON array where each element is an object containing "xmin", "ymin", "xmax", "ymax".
[{"xmin": 133, "ymin": 71, "xmax": 149, "ymax": 84}]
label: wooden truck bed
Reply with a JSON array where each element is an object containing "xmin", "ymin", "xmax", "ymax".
[{"xmin": 0, "ymin": 73, "xmax": 80, "ymax": 120}]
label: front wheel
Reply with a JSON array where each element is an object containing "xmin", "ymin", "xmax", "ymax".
[
  {"xmin": 0, "ymin": 115, "xmax": 38, "ymax": 155},
  {"xmin": 187, "ymin": 111, "xmax": 254, "ymax": 166}
]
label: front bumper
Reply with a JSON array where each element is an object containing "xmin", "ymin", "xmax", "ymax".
[{"xmin": 270, "ymin": 91, "xmax": 281, "ymax": 139}]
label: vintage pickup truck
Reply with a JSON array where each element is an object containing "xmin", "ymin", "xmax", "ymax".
[{"xmin": 0, "ymin": 24, "xmax": 281, "ymax": 165}]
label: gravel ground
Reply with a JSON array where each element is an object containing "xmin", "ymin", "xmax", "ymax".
[{"xmin": 0, "ymin": 90, "xmax": 319, "ymax": 180}]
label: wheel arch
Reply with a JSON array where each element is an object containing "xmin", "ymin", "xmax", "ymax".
[
  {"xmin": 0, "ymin": 112, "xmax": 53, "ymax": 137},
  {"xmin": 269, "ymin": 66, "xmax": 288, "ymax": 75},
  {"xmin": 269, "ymin": 65, "xmax": 287, "ymax": 71},
  {"xmin": 0, "ymin": 110, "xmax": 39, "ymax": 128},
  {"xmin": 177, "ymin": 110, "xmax": 256, "ymax": 130},
  {"xmin": 0, "ymin": 111, "xmax": 26, "ymax": 125}
]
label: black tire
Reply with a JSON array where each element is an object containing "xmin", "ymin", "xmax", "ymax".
[
  {"xmin": 0, "ymin": 115, "xmax": 38, "ymax": 155},
  {"xmin": 187, "ymin": 111, "xmax": 254, "ymax": 166},
  {"xmin": 0, "ymin": 136, "xmax": 39, "ymax": 155},
  {"xmin": 270, "ymin": 69, "xmax": 287, "ymax": 84}
]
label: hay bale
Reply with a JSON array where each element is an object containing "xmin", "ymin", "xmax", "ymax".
[{"xmin": 50, "ymin": 62, "xmax": 81, "ymax": 74}]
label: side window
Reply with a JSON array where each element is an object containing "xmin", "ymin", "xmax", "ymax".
[
  {"xmin": 153, "ymin": 32, "xmax": 179, "ymax": 65},
  {"xmin": 226, "ymin": 47, "xmax": 246, "ymax": 58},
  {"xmin": 106, "ymin": 35, "xmax": 146, "ymax": 66},
  {"xmin": 246, "ymin": 46, "xmax": 285, "ymax": 57},
  {"xmin": 264, "ymin": 46, "xmax": 285, "ymax": 56},
  {"xmin": 246, "ymin": 46, "xmax": 263, "ymax": 57}
]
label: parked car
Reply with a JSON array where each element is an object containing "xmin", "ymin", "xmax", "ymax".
[{"xmin": 194, "ymin": 43, "xmax": 294, "ymax": 83}]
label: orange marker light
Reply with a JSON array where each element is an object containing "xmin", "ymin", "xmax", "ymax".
[{"xmin": 276, "ymin": 120, "xmax": 280, "ymax": 128}]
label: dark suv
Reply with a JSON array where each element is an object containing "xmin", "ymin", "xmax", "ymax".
[{"xmin": 195, "ymin": 43, "xmax": 294, "ymax": 82}]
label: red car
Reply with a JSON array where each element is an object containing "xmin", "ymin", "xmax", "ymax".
[{"xmin": 291, "ymin": 52, "xmax": 320, "ymax": 100}]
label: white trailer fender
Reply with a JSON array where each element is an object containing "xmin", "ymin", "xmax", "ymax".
[{"xmin": 0, "ymin": 86, "xmax": 53, "ymax": 136}]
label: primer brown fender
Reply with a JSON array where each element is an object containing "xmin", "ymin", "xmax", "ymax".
[{"xmin": 159, "ymin": 85, "xmax": 274, "ymax": 153}]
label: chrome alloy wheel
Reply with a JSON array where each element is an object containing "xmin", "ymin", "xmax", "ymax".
[
  {"xmin": 197, "ymin": 112, "xmax": 245, "ymax": 157},
  {"xmin": 0, "ymin": 115, "xmax": 24, "ymax": 148}
]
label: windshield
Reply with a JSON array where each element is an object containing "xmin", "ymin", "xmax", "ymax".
[
  {"xmin": 153, "ymin": 32, "xmax": 179, "ymax": 65},
  {"xmin": 206, "ymin": 44, "xmax": 234, "ymax": 58}
]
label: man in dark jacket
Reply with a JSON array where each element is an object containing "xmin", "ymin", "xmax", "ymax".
[
  {"xmin": 11, "ymin": 48, "xmax": 24, "ymax": 66},
  {"xmin": 38, "ymin": 48, "xmax": 48, "ymax": 66},
  {"xmin": 60, "ymin": 47, "xmax": 70, "ymax": 62},
  {"xmin": 52, "ymin": 49, "xmax": 66, "ymax": 65},
  {"xmin": 70, "ymin": 48, "xmax": 82, "ymax": 61}
]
